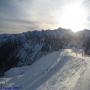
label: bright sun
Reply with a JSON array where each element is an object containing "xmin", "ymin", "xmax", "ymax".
[{"xmin": 57, "ymin": 3, "xmax": 87, "ymax": 32}]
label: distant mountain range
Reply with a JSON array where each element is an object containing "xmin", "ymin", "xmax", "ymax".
[{"xmin": 0, "ymin": 27, "xmax": 90, "ymax": 75}]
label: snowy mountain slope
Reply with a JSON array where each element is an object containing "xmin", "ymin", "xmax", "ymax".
[
  {"xmin": 0, "ymin": 28, "xmax": 73, "ymax": 74},
  {"xmin": 0, "ymin": 49, "xmax": 87, "ymax": 90},
  {"xmin": 0, "ymin": 28, "xmax": 90, "ymax": 75}
]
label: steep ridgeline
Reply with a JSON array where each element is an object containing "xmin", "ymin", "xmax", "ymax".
[
  {"xmin": 0, "ymin": 28, "xmax": 73, "ymax": 75},
  {"xmin": 0, "ymin": 28, "xmax": 90, "ymax": 75}
]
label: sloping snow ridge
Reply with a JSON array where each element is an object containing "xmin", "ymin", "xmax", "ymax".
[{"xmin": 0, "ymin": 49, "xmax": 87, "ymax": 90}]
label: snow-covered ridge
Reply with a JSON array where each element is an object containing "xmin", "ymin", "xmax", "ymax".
[
  {"xmin": 1, "ymin": 49, "xmax": 87, "ymax": 90},
  {"xmin": 0, "ymin": 28, "xmax": 74, "ymax": 75},
  {"xmin": 0, "ymin": 28, "xmax": 90, "ymax": 75}
]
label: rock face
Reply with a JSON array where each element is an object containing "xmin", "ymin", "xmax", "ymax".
[{"xmin": 0, "ymin": 28, "xmax": 89, "ymax": 75}]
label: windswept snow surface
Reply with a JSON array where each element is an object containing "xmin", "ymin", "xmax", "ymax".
[
  {"xmin": 0, "ymin": 49, "xmax": 87, "ymax": 90},
  {"xmin": 74, "ymin": 57, "xmax": 90, "ymax": 90}
]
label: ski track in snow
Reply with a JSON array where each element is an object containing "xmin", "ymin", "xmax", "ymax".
[
  {"xmin": 0, "ymin": 49, "xmax": 89, "ymax": 90},
  {"xmin": 73, "ymin": 57, "xmax": 90, "ymax": 90}
]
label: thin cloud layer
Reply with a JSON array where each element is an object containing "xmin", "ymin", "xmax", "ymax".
[{"xmin": 0, "ymin": 0, "xmax": 89, "ymax": 33}]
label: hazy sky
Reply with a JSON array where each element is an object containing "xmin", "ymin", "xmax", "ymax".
[{"xmin": 0, "ymin": 0, "xmax": 90, "ymax": 33}]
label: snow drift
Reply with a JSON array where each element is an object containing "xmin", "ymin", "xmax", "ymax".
[{"xmin": 0, "ymin": 49, "xmax": 87, "ymax": 90}]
